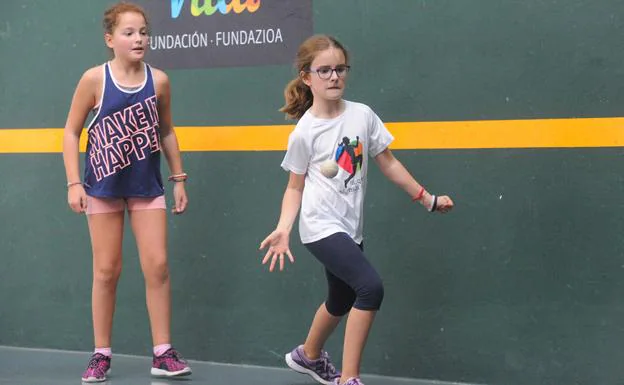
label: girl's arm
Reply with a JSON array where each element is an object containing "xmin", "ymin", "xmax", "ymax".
[
  {"xmin": 275, "ymin": 172, "xmax": 305, "ymax": 233},
  {"xmin": 374, "ymin": 148, "xmax": 453, "ymax": 213},
  {"xmin": 62, "ymin": 68, "xmax": 98, "ymax": 213},
  {"xmin": 153, "ymin": 69, "xmax": 188, "ymax": 214},
  {"xmin": 154, "ymin": 69, "xmax": 184, "ymax": 176}
]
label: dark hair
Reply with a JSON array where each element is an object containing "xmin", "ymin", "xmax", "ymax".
[{"xmin": 280, "ymin": 35, "xmax": 349, "ymax": 120}]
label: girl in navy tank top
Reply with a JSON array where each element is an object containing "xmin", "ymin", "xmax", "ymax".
[{"xmin": 62, "ymin": 2, "xmax": 191, "ymax": 382}]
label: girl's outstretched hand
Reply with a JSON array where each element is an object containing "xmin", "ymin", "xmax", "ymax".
[{"xmin": 259, "ymin": 229, "xmax": 295, "ymax": 272}]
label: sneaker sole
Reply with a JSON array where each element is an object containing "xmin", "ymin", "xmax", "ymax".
[
  {"xmin": 151, "ymin": 367, "xmax": 192, "ymax": 377},
  {"xmin": 285, "ymin": 353, "xmax": 334, "ymax": 385},
  {"xmin": 81, "ymin": 369, "xmax": 111, "ymax": 383}
]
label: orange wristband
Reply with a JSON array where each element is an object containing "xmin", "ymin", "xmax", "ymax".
[{"xmin": 412, "ymin": 187, "xmax": 425, "ymax": 202}]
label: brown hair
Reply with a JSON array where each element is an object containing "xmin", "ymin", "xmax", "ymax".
[
  {"xmin": 102, "ymin": 1, "xmax": 149, "ymax": 35},
  {"xmin": 280, "ymin": 35, "xmax": 349, "ymax": 120}
]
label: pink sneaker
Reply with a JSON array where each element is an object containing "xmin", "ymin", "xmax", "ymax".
[
  {"xmin": 151, "ymin": 347, "xmax": 192, "ymax": 377},
  {"xmin": 81, "ymin": 353, "xmax": 111, "ymax": 383}
]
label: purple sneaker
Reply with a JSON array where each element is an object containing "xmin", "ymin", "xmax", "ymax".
[
  {"xmin": 285, "ymin": 344, "xmax": 341, "ymax": 385},
  {"xmin": 334, "ymin": 378, "xmax": 365, "ymax": 385},
  {"xmin": 81, "ymin": 353, "xmax": 111, "ymax": 383},
  {"xmin": 151, "ymin": 347, "xmax": 192, "ymax": 377}
]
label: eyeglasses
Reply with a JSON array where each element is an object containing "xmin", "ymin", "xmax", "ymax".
[{"xmin": 305, "ymin": 65, "xmax": 351, "ymax": 80}]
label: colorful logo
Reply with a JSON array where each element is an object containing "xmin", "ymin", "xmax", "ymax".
[
  {"xmin": 335, "ymin": 136, "xmax": 363, "ymax": 188},
  {"xmin": 171, "ymin": 0, "xmax": 261, "ymax": 18}
]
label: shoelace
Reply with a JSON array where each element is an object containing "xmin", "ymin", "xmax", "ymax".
[
  {"xmin": 317, "ymin": 351, "xmax": 338, "ymax": 376},
  {"xmin": 87, "ymin": 354, "xmax": 107, "ymax": 370},
  {"xmin": 162, "ymin": 349, "xmax": 186, "ymax": 363}
]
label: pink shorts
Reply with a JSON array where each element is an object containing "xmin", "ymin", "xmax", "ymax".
[{"xmin": 86, "ymin": 195, "xmax": 166, "ymax": 215}]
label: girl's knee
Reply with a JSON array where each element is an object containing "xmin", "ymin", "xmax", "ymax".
[
  {"xmin": 369, "ymin": 279, "xmax": 385, "ymax": 308},
  {"xmin": 93, "ymin": 264, "xmax": 121, "ymax": 286},
  {"xmin": 356, "ymin": 279, "xmax": 384, "ymax": 310},
  {"xmin": 143, "ymin": 258, "xmax": 170, "ymax": 285}
]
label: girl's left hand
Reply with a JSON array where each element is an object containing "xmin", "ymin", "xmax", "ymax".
[
  {"xmin": 172, "ymin": 182, "xmax": 188, "ymax": 214},
  {"xmin": 435, "ymin": 195, "xmax": 454, "ymax": 213}
]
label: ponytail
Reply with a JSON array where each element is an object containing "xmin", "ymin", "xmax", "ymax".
[{"xmin": 279, "ymin": 76, "xmax": 313, "ymax": 120}]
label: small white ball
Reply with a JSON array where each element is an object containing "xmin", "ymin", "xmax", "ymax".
[{"xmin": 320, "ymin": 159, "xmax": 339, "ymax": 179}]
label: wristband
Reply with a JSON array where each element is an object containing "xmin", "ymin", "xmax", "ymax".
[
  {"xmin": 168, "ymin": 172, "xmax": 188, "ymax": 182},
  {"xmin": 412, "ymin": 187, "xmax": 425, "ymax": 202},
  {"xmin": 429, "ymin": 195, "xmax": 438, "ymax": 212}
]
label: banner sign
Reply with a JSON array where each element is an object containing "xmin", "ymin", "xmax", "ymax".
[{"xmin": 135, "ymin": 0, "xmax": 314, "ymax": 69}]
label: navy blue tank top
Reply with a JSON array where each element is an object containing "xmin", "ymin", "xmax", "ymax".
[{"xmin": 84, "ymin": 62, "xmax": 164, "ymax": 198}]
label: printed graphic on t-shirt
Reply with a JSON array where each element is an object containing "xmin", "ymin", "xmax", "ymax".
[
  {"xmin": 88, "ymin": 95, "xmax": 161, "ymax": 182},
  {"xmin": 335, "ymin": 135, "xmax": 363, "ymax": 191}
]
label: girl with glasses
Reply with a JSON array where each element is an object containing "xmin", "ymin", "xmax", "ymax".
[{"xmin": 259, "ymin": 34, "xmax": 454, "ymax": 385}]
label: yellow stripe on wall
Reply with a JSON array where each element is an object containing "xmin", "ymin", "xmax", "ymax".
[
  {"xmin": 1, "ymin": 117, "xmax": 623, "ymax": 153},
  {"xmin": 389, "ymin": 118, "xmax": 624, "ymax": 149},
  {"xmin": 0, "ymin": 129, "xmax": 89, "ymax": 154}
]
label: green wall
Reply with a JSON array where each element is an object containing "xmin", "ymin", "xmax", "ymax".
[{"xmin": 2, "ymin": 1, "xmax": 624, "ymax": 385}]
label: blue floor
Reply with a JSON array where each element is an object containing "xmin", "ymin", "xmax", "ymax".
[{"xmin": 0, "ymin": 345, "xmax": 478, "ymax": 385}]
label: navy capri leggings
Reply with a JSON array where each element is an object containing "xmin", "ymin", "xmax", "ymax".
[{"xmin": 304, "ymin": 232, "xmax": 384, "ymax": 316}]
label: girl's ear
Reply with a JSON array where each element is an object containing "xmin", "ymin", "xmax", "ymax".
[
  {"xmin": 300, "ymin": 71, "xmax": 311, "ymax": 87},
  {"xmin": 104, "ymin": 33, "xmax": 114, "ymax": 49}
]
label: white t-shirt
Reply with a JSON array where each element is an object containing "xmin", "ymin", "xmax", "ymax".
[{"xmin": 281, "ymin": 100, "xmax": 394, "ymax": 244}]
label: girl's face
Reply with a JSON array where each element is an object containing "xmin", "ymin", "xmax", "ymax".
[
  {"xmin": 302, "ymin": 47, "xmax": 349, "ymax": 103},
  {"xmin": 105, "ymin": 12, "xmax": 148, "ymax": 62}
]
